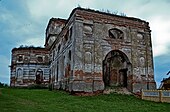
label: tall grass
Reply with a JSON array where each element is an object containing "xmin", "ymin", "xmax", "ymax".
[{"xmin": 0, "ymin": 88, "xmax": 169, "ymax": 112}]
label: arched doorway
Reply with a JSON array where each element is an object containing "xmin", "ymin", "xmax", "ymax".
[
  {"xmin": 35, "ymin": 69, "xmax": 43, "ymax": 84},
  {"xmin": 103, "ymin": 50, "xmax": 131, "ymax": 87}
]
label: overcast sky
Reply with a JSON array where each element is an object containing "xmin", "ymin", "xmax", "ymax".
[{"xmin": 0, "ymin": 0, "xmax": 170, "ymax": 87}]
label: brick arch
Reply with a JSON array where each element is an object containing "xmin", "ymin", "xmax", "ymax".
[
  {"xmin": 35, "ymin": 68, "xmax": 43, "ymax": 84},
  {"xmin": 103, "ymin": 50, "xmax": 132, "ymax": 89},
  {"xmin": 103, "ymin": 50, "xmax": 131, "ymax": 64}
]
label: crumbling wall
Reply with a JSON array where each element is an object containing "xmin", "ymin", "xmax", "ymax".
[
  {"xmin": 48, "ymin": 8, "xmax": 156, "ymax": 94},
  {"xmin": 10, "ymin": 48, "xmax": 50, "ymax": 87},
  {"xmin": 49, "ymin": 17, "xmax": 74, "ymax": 91},
  {"xmin": 71, "ymin": 8, "xmax": 156, "ymax": 93}
]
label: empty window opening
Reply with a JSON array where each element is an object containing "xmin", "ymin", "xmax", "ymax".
[
  {"xmin": 64, "ymin": 30, "xmax": 69, "ymax": 42},
  {"xmin": 69, "ymin": 50, "xmax": 71, "ymax": 61},
  {"xmin": 58, "ymin": 44, "xmax": 61, "ymax": 54},
  {"xmin": 69, "ymin": 27, "xmax": 73, "ymax": 39},
  {"xmin": 18, "ymin": 55, "xmax": 23, "ymax": 62},
  {"xmin": 37, "ymin": 56, "xmax": 43, "ymax": 62},
  {"xmin": 109, "ymin": 28, "xmax": 124, "ymax": 39},
  {"xmin": 36, "ymin": 69, "xmax": 43, "ymax": 84}
]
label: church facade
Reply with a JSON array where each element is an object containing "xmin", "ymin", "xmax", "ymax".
[
  {"xmin": 10, "ymin": 7, "xmax": 156, "ymax": 93},
  {"xmin": 10, "ymin": 47, "xmax": 50, "ymax": 87},
  {"xmin": 46, "ymin": 8, "xmax": 156, "ymax": 93}
]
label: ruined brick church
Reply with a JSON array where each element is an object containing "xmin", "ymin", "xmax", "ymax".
[{"xmin": 10, "ymin": 7, "xmax": 156, "ymax": 93}]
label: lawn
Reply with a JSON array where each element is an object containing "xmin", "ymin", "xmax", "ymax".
[{"xmin": 0, "ymin": 88, "xmax": 169, "ymax": 112}]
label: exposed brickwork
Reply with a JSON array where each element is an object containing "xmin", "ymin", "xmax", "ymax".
[
  {"xmin": 10, "ymin": 7, "xmax": 156, "ymax": 94},
  {"xmin": 10, "ymin": 47, "xmax": 50, "ymax": 87},
  {"xmin": 47, "ymin": 8, "xmax": 156, "ymax": 93},
  {"xmin": 75, "ymin": 9, "xmax": 150, "ymax": 30}
]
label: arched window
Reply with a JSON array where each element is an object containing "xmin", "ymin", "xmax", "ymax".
[
  {"xmin": 85, "ymin": 52, "xmax": 92, "ymax": 64},
  {"xmin": 36, "ymin": 69, "xmax": 43, "ymax": 84},
  {"xmin": 69, "ymin": 50, "xmax": 71, "ymax": 61},
  {"xmin": 53, "ymin": 50, "xmax": 55, "ymax": 61},
  {"xmin": 84, "ymin": 52, "xmax": 92, "ymax": 72},
  {"xmin": 83, "ymin": 24, "xmax": 93, "ymax": 33},
  {"xmin": 37, "ymin": 56, "xmax": 43, "ymax": 62},
  {"xmin": 69, "ymin": 27, "xmax": 73, "ymax": 39},
  {"xmin": 56, "ymin": 61, "xmax": 59, "ymax": 82},
  {"xmin": 58, "ymin": 44, "xmax": 61, "ymax": 54},
  {"xmin": 137, "ymin": 33, "xmax": 144, "ymax": 40},
  {"xmin": 18, "ymin": 55, "xmax": 23, "ymax": 62},
  {"xmin": 139, "ymin": 57, "xmax": 145, "ymax": 67},
  {"xmin": 17, "ymin": 68, "xmax": 22, "ymax": 78},
  {"xmin": 109, "ymin": 28, "xmax": 124, "ymax": 39},
  {"xmin": 137, "ymin": 33, "xmax": 145, "ymax": 45},
  {"xmin": 64, "ymin": 30, "xmax": 69, "ymax": 42}
]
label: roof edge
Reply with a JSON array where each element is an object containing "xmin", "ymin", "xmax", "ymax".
[{"xmin": 68, "ymin": 7, "xmax": 148, "ymax": 23}]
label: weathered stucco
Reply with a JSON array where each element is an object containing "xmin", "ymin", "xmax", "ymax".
[
  {"xmin": 47, "ymin": 8, "xmax": 156, "ymax": 93},
  {"xmin": 10, "ymin": 7, "xmax": 156, "ymax": 93},
  {"xmin": 10, "ymin": 47, "xmax": 50, "ymax": 87}
]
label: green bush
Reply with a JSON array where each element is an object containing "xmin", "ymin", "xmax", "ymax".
[
  {"xmin": 0, "ymin": 82, "xmax": 9, "ymax": 88},
  {"xmin": 48, "ymin": 84, "xmax": 53, "ymax": 91},
  {"xmin": 27, "ymin": 84, "xmax": 48, "ymax": 89}
]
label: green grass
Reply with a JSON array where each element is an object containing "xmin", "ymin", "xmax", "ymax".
[{"xmin": 0, "ymin": 88, "xmax": 169, "ymax": 112}]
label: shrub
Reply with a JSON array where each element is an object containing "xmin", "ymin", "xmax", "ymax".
[
  {"xmin": 48, "ymin": 84, "xmax": 53, "ymax": 91},
  {"xmin": 27, "ymin": 84, "xmax": 48, "ymax": 89},
  {"xmin": 0, "ymin": 82, "xmax": 9, "ymax": 88}
]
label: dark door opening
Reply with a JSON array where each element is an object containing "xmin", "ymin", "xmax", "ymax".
[
  {"xmin": 119, "ymin": 69, "xmax": 128, "ymax": 87},
  {"xmin": 103, "ymin": 50, "xmax": 130, "ymax": 88},
  {"xmin": 36, "ymin": 69, "xmax": 43, "ymax": 84}
]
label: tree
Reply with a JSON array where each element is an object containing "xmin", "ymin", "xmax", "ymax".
[{"xmin": 0, "ymin": 82, "xmax": 8, "ymax": 88}]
